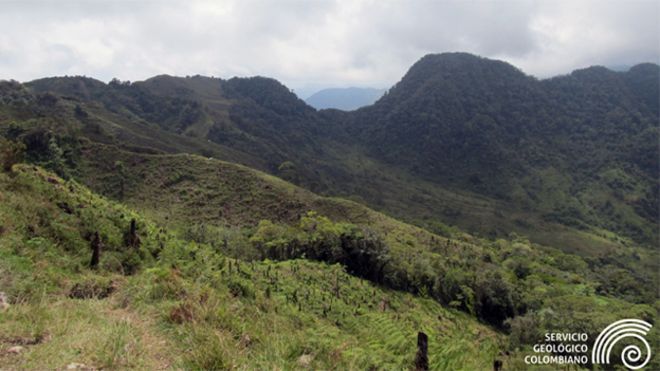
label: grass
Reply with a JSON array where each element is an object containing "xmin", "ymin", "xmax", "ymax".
[
  {"xmin": 74, "ymin": 145, "xmax": 658, "ymax": 309},
  {"xmin": 0, "ymin": 297, "xmax": 175, "ymax": 370},
  {"xmin": 0, "ymin": 164, "xmax": 508, "ymax": 369},
  {"xmin": 0, "ymin": 160, "xmax": 656, "ymax": 370},
  {"xmin": 120, "ymin": 259, "xmax": 505, "ymax": 370}
]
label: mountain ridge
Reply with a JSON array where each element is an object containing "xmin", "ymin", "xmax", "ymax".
[
  {"xmin": 9, "ymin": 53, "xmax": 660, "ymax": 248},
  {"xmin": 1, "ymin": 51, "xmax": 659, "ymax": 369}
]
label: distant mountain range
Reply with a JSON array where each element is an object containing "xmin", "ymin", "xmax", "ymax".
[{"xmin": 305, "ymin": 87, "xmax": 385, "ymax": 110}]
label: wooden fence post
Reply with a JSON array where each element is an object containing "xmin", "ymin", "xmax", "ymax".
[{"xmin": 415, "ymin": 331, "xmax": 429, "ymax": 371}]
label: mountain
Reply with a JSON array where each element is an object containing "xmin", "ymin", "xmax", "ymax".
[
  {"xmin": 12, "ymin": 53, "xmax": 660, "ymax": 251},
  {"xmin": 1, "ymin": 52, "xmax": 658, "ymax": 368},
  {"xmin": 346, "ymin": 53, "xmax": 659, "ymax": 245},
  {"xmin": 305, "ymin": 87, "xmax": 386, "ymax": 110},
  {"xmin": 10, "ymin": 53, "xmax": 660, "ymax": 250}
]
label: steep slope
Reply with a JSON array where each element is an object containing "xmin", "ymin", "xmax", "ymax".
[
  {"xmin": 347, "ymin": 53, "xmax": 659, "ymax": 245},
  {"xmin": 25, "ymin": 75, "xmax": 353, "ymax": 196},
  {"xmin": 77, "ymin": 143, "xmax": 658, "ymax": 320},
  {"xmin": 6, "ymin": 78, "xmax": 262, "ymax": 170},
  {"xmin": 0, "ymin": 164, "xmax": 510, "ymax": 370}
]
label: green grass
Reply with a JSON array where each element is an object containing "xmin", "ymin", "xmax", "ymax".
[
  {"xmin": 75, "ymin": 145, "xmax": 657, "ymax": 309},
  {"xmin": 0, "ymin": 295, "xmax": 176, "ymax": 370},
  {"xmin": 0, "ymin": 160, "xmax": 656, "ymax": 369},
  {"xmin": 0, "ymin": 164, "xmax": 508, "ymax": 369}
]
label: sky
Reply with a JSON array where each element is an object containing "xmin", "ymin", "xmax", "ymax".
[{"xmin": 1, "ymin": 0, "xmax": 658, "ymax": 98}]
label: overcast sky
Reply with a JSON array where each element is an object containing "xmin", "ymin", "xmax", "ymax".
[{"xmin": 1, "ymin": 0, "xmax": 658, "ymax": 97}]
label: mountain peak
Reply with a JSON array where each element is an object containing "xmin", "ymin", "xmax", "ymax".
[
  {"xmin": 224, "ymin": 76, "xmax": 313, "ymax": 115},
  {"xmin": 26, "ymin": 75, "xmax": 107, "ymax": 100},
  {"xmin": 409, "ymin": 52, "xmax": 525, "ymax": 76},
  {"xmin": 417, "ymin": 51, "xmax": 485, "ymax": 63},
  {"xmin": 569, "ymin": 65, "xmax": 619, "ymax": 79},
  {"xmin": 372, "ymin": 52, "xmax": 533, "ymax": 111},
  {"xmin": 627, "ymin": 62, "xmax": 660, "ymax": 75}
]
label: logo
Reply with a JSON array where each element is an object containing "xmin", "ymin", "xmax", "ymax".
[
  {"xmin": 525, "ymin": 332, "xmax": 590, "ymax": 366},
  {"xmin": 592, "ymin": 319, "xmax": 653, "ymax": 370}
]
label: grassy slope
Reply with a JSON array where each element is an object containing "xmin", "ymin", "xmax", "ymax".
[
  {"xmin": 315, "ymin": 141, "xmax": 632, "ymax": 258},
  {"xmin": 0, "ymin": 164, "xmax": 504, "ymax": 370},
  {"xmin": 77, "ymin": 144, "xmax": 659, "ymax": 340},
  {"xmin": 79, "ymin": 142, "xmax": 655, "ymax": 274},
  {"xmin": 1, "ymin": 158, "xmax": 657, "ymax": 369},
  {"xmin": 79, "ymin": 143, "xmax": 451, "ymax": 249}
]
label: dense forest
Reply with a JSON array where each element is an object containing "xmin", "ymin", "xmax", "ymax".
[{"xmin": 1, "ymin": 53, "xmax": 658, "ymax": 369}]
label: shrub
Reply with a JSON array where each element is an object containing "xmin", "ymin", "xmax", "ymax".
[
  {"xmin": 474, "ymin": 270, "xmax": 517, "ymax": 326},
  {"xmin": 226, "ymin": 279, "xmax": 254, "ymax": 299},
  {"xmin": 0, "ymin": 137, "xmax": 25, "ymax": 172},
  {"xmin": 69, "ymin": 276, "xmax": 116, "ymax": 299},
  {"xmin": 505, "ymin": 313, "xmax": 541, "ymax": 349}
]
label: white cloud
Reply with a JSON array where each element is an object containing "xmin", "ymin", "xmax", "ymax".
[{"xmin": 0, "ymin": 0, "xmax": 657, "ymax": 94}]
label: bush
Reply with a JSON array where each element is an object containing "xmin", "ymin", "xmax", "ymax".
[
  {"xmin": 474, "ymin": 270, "xmax": 517, "ymax": 326},
  {"xmin": 69, "ymin": 276, "xmax": 116, "ymax": 299},
  {"xmin": 433, "ymin": 268, "xmax": 474, "ymax": 312},
  {"xmin": 251, "ymin": 213, "xmax": 390, "ymax": 283},
  {"xmin": 505, "ymin": 313, "xmax": 541, "ymax": 349},
  {"xmin": 0, "ymin": 137, "xmax": 25, "ymax": 172},
  {"xmin": 226, "ymin": 279, "xmax": 254, "ymax": 299}
]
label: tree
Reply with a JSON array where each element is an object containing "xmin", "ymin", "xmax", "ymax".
[
  {"xmin": 0, "ymin": 137, "xmax": 25, "ymax": 172},
  {"xmin": 46, "ymin": 136, "xmax": 67, "ymax": 177},
  {"xmin": 474, "ymin": 270, "xmax": 516, "ymax": 326}
]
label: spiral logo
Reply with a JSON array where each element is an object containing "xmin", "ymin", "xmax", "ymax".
[{"xmin": 592, "ymin": 319, "xmax": 653, "ymax": 370}]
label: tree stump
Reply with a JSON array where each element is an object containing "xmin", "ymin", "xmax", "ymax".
[
  {"xmin": 414, "ymin": 331, "xmax": 429, "ymax": 371},
  {"xmin": 90, "ymin": 231, "xmax": 101, "ymax": 269},
  {"xmin": 125, "ymin": 218, "xmax": 141, "ymax": 248}
]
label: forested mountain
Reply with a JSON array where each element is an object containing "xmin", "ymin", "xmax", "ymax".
[
  {"xmin": 346, "ymin": 53, "xmax": 659, "ymax": 245},
  {"xmin": 23, "ymin": 53, "xmax": 659, "ymax": 249},
  {"xmin": 1, "ymin": 51, "xmax": 658, "ymax": 369},
  {"xmin": 305, "ymin": 87, "xmax": 385, "ymax": 110}
]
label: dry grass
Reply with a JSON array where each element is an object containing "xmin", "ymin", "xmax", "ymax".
[{"xmin": 0, "ymin": 293, "xmax": 178, "ymax": 370}]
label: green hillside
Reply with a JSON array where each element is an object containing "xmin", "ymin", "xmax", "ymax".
[
  {"xmin": 1, "ymin": 52, "xmax": 658, "ymax": 370},
  {"xmin": 1, "ymin": 150, "xmax": 658, "ymax": 369},
  {"xmin": 21, "ymin": 54, "xmax": 659, "ymax": 254},
  {"xmin": 0, "ymin": 164, "xmax": 508, "ymax": 370}
]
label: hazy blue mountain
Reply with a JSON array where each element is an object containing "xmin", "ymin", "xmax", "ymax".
[
  {"xmin": 607, "ymin": 64, "xmax": 632, "ymax": 72},
  {"xmin": 305, "ymin": 87, "xmax": 385, "ymax": 110}
]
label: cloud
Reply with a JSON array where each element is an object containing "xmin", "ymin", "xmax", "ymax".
[{"xmin": 0, "ymin": 0, "xmax": 657, "ymax": 95}]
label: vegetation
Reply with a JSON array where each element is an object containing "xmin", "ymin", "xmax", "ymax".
[
  {"xmin": 345, "ymin": 53, "xmax": 658, "ymax": 246},
  {"xmin": 20, "ymin": 56, "xmax": 659, "ymax": 255},
  {"xmin": 0, "ymin": 137, "xmax": 25, "ymax": 172},
  {"xmin": 0, "ymin": 165, "xmax": 505, "ymax": 369},
  {"xmin": 1, "ymin": 162, "xmax": 656, "ymax": 369},
  {"xmin": 0, "ymin": 53, "xmax": 657, "ymax": 369}
]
